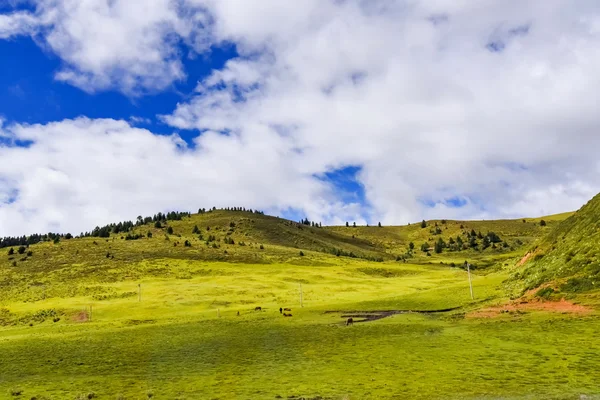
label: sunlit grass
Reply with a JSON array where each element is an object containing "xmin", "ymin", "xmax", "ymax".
[{"xmin": 0, "ymin": 210, "xmax": 598, "ymax": 399}]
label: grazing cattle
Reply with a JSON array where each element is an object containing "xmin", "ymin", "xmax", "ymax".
[
  {"xmin": 254, "ymin": 306, "xmax": 262, "ymax": 311},
  {"xmin": 283, "ymin": 308, "xmax": 291, "ymax": 311},
  {"xmin": 346, "ymin": 317, "xmax": 354, "ymax": 326},
  {"xmin": 283, "ymin": 313, "xmax": 292, "ymax": 317},
  {"xmin": 279, "ymin": 308, "xmax": 282, "ymax": 314}
]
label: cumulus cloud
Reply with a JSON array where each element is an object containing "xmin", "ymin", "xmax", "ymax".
[
  {"xmin": 0, "ymin": 118, "xmax": 352, "ymax": 236},
  {"xmin": 0, "ymin": 10, "xmax": 40, "ymax": 38},
  {"xmin": 163, "ymin": 0, "xmax": 600, "ymax": 224},
  {"xmin": 0, "ymin": 0, "xmax": 213, "ymax": 94},
  {"xmin": 2, "ymin": 1, "xmax": 600, "ymax": 235}
]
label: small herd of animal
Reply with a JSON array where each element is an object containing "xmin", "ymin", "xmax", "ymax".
[
  {"xmin": 280, "ymin": 307, "xmax": 292, "ymax": 317},
  {"xmin": 245, "ymin": 307, "xmax": 354, "ymax": 326},
  {"xmin": 245, "ymin": 306, "xmax": 293, "ymax": 316}
]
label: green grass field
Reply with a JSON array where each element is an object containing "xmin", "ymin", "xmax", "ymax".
[{"xmin": 1, "ymin": 209, "xmax": 599, "ymax": 399}]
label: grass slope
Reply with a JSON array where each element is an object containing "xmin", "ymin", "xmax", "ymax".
[
  {"xmin": 511, "ymin": 193, "xmax": 600, "ymax": 296},
  {"xmin": 327, "ymin": 217, "xmax": 564, "ymax": 269}
]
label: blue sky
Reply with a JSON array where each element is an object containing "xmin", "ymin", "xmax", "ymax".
[
  {"xmin": 1, "ymin": 1, "xmax": 599, "ymax": 236},
  {"xmin": 0, "ymin": 35, "xmax": 238, "ymax": 142}
]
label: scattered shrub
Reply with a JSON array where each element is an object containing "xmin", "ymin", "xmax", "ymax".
[
  {"xmin": 535, "ymin": 287, "xmax": 555, "ymax": 299},
  {"xmin": 560, "ymin": 277, "xmax": 595, "ymax": 293},
  {"xmin": 299, "ymin": 251, "xmax": 304, "ymax": 256}
]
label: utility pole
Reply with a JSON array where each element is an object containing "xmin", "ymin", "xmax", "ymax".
[
  {"xmin": 300, "ymin": 283, "xmax": 303, "ymax": 308},
  {"xmin": 466, "ymin": 261, "xmax": 474, "ymax": 300}
]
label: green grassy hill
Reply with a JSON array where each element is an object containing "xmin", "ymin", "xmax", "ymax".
[
  {"xmin": 0, "ymin": 207, "xmax": 575, "ymax": 311},
  {"xmin": 1, "ymin": 209, "xmax": 567, "ymax": 284},
  {"xmin": 327, "ymin": 216, "xmax": 565, "ymax": 269},
  {"xmin": 2, "ymin": 207, "xmax": 598, "ymax": 399},
  {"xmin": 511, "ymin": 193, "xmax": 600, "ymax": 296}
]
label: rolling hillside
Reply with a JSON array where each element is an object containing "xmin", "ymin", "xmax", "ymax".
[
  {"xmin": 512, "ymin": 193, "xmax": 600, "ymax": 296},
  {"xmin": 1, "ymin": 208, "xmax": 569, "ymax": 278},
  {"xmin": 1, "ymin": 206, "xmax": 597, "ymax": 399},
  {"xmin": 327, "ymin": 216, "xmax": 567, "ymax": 268},
  {"xmin": 0, "ymin": 207, "xmax": 574, "ymax": 304}
]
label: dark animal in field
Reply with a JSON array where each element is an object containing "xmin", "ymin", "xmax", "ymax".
[
  {"xmin": 279, "ymin": 308, "xmax": 282, "ymax": 313},
  {"xmin": 255, "ymin": 306, "xmax": 262, "ymax": 311},
  {"xmin": 283, "ymin": 313, "xmax": 292, "ymax": 317},
  {"xmin": 237, "ymin": 311, "xmax": 240, "ymax": 316},
  {"xmin": 346, "ymin": 317, "xmax": 353, "ymax": 326},
  {"xmin": 283, "ymin": 308, "xmax": 291, "ymax": 311}
]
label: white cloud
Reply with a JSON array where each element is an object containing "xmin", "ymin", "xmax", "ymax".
[
  {"xmin": 2, "ymin": 1, "xmax": 600, "ymax": 235},
  {"xmin": 0, "ymin": 10, "xmax": 40, "ymax": 38},
  {"xmin": 128, "ymin": 116, "xmax": 152, "ymax": 125},
  {"xmin": 0, "ymin": 0, "xmax": 213, "ymax": 94},
  {"xmin": 0, "ymin": 118, "xmax": 341, "ymax": 236},
  {"xmin": 163, "ymin": 0, "xmax": 600, "ymax": 224}
]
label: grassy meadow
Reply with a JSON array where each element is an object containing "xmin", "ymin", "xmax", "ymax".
[{"xmin": 1, "ymin": 209, "xmax": 599, "ymax": 399}]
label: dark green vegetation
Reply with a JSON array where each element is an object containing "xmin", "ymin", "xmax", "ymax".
[{"xmin": 2, "ymin": 203, "xmax": 600, "ymax": 399}]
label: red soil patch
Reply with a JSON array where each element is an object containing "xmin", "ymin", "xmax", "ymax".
[
  {"xmin": 72, "ymin": 311, "xmax": 89, "ymax": 322},
  {"xmin": 468, "ymin": 298, "xmax": 593, "ymax": 319},
  {"xmin": 516, "ymin": 251, "xmax": 532, "ymax": 267}
]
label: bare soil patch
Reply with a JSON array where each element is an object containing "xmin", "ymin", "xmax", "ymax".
[
  {"xmin": 72, "ymin": 311, "xmax": 89, "ymax": 323},
  {"xmin": 516, "ymin": 251, "xmax": 532, "ymax": 267},
  {"xmin": 467, "ymin": 298, "xmax": 593, "ymax": 319}
]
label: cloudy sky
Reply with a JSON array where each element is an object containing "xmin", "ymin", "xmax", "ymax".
[{"xmin": 1, "ymin": 0, "xmax": 599, "ymax": 236}]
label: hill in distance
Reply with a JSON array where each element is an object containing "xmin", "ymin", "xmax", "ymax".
[{"xmin": 1, "ymin": 206, "xmax": 569, "ymax": 273}]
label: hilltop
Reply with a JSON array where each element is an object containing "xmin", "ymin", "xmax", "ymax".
[{"xmin": 1, "ymin": 207, "xmax": 569, "ymax": 276}]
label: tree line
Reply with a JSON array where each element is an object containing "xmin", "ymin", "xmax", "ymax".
[
  {"xmin": 1, "ymin": 206, "xmax": 266, "ymax": 249},
  {"xmin": 0, "ymin": 232, "xmax": 68, "ymax": 249}
]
